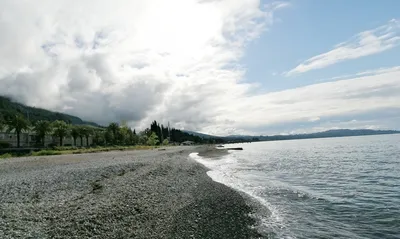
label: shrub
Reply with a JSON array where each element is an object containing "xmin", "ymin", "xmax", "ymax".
[
  {"xmin": 162, "ymin": 139, "xmax": 169, "ymax": 145},
  {"xmin": 146, "ymin": 132, "xmax": 159, "ymax": 146}
]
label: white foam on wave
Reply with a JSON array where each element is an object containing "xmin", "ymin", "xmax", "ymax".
[{"xmin": 189, "ymin": 152, "xmax": 295, "ymax": 239}]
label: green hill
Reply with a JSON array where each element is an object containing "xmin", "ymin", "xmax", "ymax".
[{"xmin": 0, "ymin": 96, "xmax": 101, "ymax": 127}]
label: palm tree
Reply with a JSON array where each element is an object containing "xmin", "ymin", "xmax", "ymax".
[
  {"xmin": 104, "ymin": 130, "xmax": 113, "ymax": 145},
  {"xmin": 82, "ymin": 126, "xmax": 93, "ymax": 147},
  {"xmin": 92, "ymin": 129, "xmax": 104, "ymax": 146},
  {"xmin": 6, "ymin": 114, "xmax": 29, "ymax": 148},
  {"xmin": 98, "ymin": 129, "xmax": 107, "ymax": 145},
  {"xmin": 0, "ymin": 119, "xmax": 4, "ymax": 132},
  {"xmin": 71, "ymin": 126, "xmax": 80, "ymax": 147},
  {"xmin": 78, "ymin": 126, "xmax": 86, "ymax": 146},
  {"xmin": 33, "ymin": 120, "xmax": 51, "ymax": 146},
  {"xmin": 108, "ymin": 122, "xmax": 119, "ymax": 144},
  {"xmin": 52, "ymin": 120, "xmax": 70, "ymax": 146}
]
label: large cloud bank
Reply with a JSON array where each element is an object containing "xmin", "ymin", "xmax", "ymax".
[{"xmin": 1, "ymin": 0, "xmax": 399, "ymax": 135}]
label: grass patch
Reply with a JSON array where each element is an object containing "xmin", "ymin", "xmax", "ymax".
[
  {"xmin": 31, "ymin": 150, "xmax": 63, "ymax": 156},
  {"xmin": 54, "ymin": 146, "xmax": 78, "ymax": 151},
  {"xmin": 0, "ymin": 153, "xmax": 13, "ymax": 159}
]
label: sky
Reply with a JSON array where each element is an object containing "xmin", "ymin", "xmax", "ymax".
[{"xmin": 0, "ymin": 0, "xmax": 399, "ymax": 136}]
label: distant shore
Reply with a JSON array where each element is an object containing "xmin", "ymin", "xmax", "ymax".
[{"xmin": 0, "ymin": 146, "xmax": 261, "ymax": 238}]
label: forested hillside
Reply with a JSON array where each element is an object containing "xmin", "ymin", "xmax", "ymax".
[
  {"xmin": 0, "ymin": 96, "xmax": 100, "ymax": 127},
  {"xmin": 0, "ymin": 96, "xmax": 219, "ymax": 148}
]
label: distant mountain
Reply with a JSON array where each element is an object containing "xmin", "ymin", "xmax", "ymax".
[
  {"xmin": 0, "ymin": 96, "xmax": 101, "ymax": 127},
  {"xmin": 185, "ymin": 128, "xmax": 400, "ymax": 143},
  {"xmin": 182, "ymin": 130, "xmax": 219, "ymax": 139},
  {"xmin": 256, "ymin": 129, "xmax": 400, "ymax": 141}
]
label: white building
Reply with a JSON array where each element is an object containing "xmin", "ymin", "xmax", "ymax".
[{"xmin": 0, "ymin": 131, "xmax": 92, "ymax": 148}]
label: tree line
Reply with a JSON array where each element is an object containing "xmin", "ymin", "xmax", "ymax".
[{"xmin": 0, "ymin": 114, "xmax": 210, "ymax": 148}]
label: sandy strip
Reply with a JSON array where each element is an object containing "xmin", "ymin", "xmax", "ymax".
[{"xmin": 0, "ymin": 146, "xmax": 262, "ymax": 239}]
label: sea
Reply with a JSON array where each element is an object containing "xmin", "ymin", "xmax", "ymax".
[{"xmin": 191, "ymin": 134, "xmax": 400, "ymax": 239}]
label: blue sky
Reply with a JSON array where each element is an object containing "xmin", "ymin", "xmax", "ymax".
[
  {"xmin": 244, "ymin": 0, "xmax": 400, "ymax": 92},
  {"xmin": 0, "ymin": 0, "xmax": 399, "ymax": 135},
  {"xmin": 233, "ymin": 0, "xmax": 400, "ymax": 135}
]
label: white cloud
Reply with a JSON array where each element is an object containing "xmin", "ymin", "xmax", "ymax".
[
  {"xmin": 1, "ymin": 1, "xmax": 399, "ymax": 136},
  {"xmin": 0, "ymin": 0, "xmax": 288, "ymax": 129},
  {"xmin": 203, "ymin": 66, "xmax": 400, "ymax": 135},
  {"xmin": 317, "ymin": 66, "xmax": 400, "ymax": 82},
  {"xmin": 308, "ymin": 117, "xmax": 320, "ymax": 122},
  {"xmin": 285, "ymin": 19, "xmax": 400, "ymax": 76}
]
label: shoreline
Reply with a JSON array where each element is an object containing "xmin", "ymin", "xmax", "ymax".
[{"xmin": 0, "ymin": 146, "xmax": 263, "ymax": 238}]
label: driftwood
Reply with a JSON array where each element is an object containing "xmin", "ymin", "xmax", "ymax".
[{"xmin": 226, "ymin": 147, "xmax": 243, "ymax": 150}]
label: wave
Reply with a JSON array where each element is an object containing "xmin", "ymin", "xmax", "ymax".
[{"xmin": 189, "ymin": 152, "xmax": 295, "ymax": 239}]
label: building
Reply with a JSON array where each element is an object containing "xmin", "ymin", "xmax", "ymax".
[{"xmin": 0, "ymin": 130, "xmax": 92, "ymax": 148}]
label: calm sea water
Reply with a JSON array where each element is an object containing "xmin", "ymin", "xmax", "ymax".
[{"xmin": 192, "ymin": 134, "xmax": 400, "ymax": 239}]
